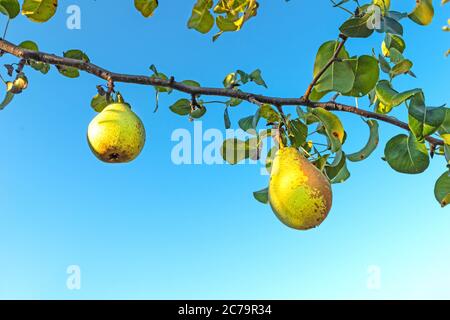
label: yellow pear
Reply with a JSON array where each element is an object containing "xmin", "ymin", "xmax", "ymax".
[
  {"xmin": 269, "ymin": 147, "xmax": 332, "ymax": 230},
  {"xmin": 87, "ymin": 101, "xmax": 146, "ymax": 163}
]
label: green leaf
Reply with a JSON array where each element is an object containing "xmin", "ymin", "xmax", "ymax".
[
  {"xmin": 310, "ymin": 108, "xmax": 345, "ymax": 153},
  {"xmin": 378, "ymin": 54, "xmax": 391, "ymax": 74},
  {"xmin": 408, "ymin": 93, "xmax": 446, "ymax": 142},
  {"xmin": 190, "ymin": 106, "xmax": 207, "ymax": 119},
  {"xmin": 221, "ymin": 138, "xmax": 248, "ymax": 165},
  {"xmin": 435, "ymin": 171, "xmax": 450, "ymax": 207},
  {"xmin": 224, "ymin": 107, "xmax": 231, "ymax": 129},
  {"xmin": 259, "ymin": 104, "xmax": 280, "ymax": 123},
  {"xmin": 380, "ymin": 16, "xmax": 404, "ymax": 35},
  {"xmin": 221, "ymin": 137, "xmax": 261, "ymax": 164},
  {"xmin": 288, "ymin": 119, "xmax": 308, "ymax": 148},
  {"xmin": 382, "ymin": 33, "xmax": 406, "ymax": 57},
  {"xmin": 409, "ymin": 0, "xmax": 434, "ymax": 26},
  {"xmin": 187, "ymin": 0, "xmax": 214, "ymax": 34},
  {"xmin": 238, "ymin": 115, "xmax": 256, "ymax": 132},
  {"xmin": 253, "ymin": 187, "xmax": 269, "ymax": 204},
  {"xmin": 181, "ymin": 80, "xmax": 201, "ymax": 87},
  {"xmin": 57, "ymin": 50, "xmax": 89, "ymax": 78},
  {"xmin": 325, "ymin": 151, "xmax": 350, "ymax": 183},
  {"xmin": 90, "ymin": 94, "xmax": 110, "ymax": 113},
  {"xmin": 0, "ymin": 0, "xmax": 20, "ymax": 18},
  {"xmin": 169, "ymin": 99, "xmax": 191, "ymax": 116},
  {"xmin": 390, "ymin": 59, "xmax": 413, "ymax": 78},
  {"xmin": 18, "ymin": 40, "xmax": 39, "ymax": 51},
  {"xmin": 313, "ymin": 41, "xmax": 354, "ymax": 94},
  {"xmin": 348, "ymin": 119, "xmax": 379, "ymax": 162},
  {"xmin": 384, "ymin": 133, "xmax": 430, "ymax": 174},
  {"xmin": 438, "ymin": 108, "xmax": 450, "ymax": 135},
  {"xmin": 0, "ymin": 91, "xmax": 14, "ymax": 110},
  {"xmin": 22, "ymin": 0, "xmax": 58, "ymax": 23},
  {"xmin": 339, "ymin": 12, "xmax": 375, "ymax": 38},
  {"xmin": 345, "ymin": 55, "xmax": 379, "ymax": 97},
  {"xmin": 134, "ymin": 0, "xmax": 158, "ymax": 18},
  {"xmin": 249, "ymin": 69, "xmax": 267, "ymax": 88},
  {"xmin": 375, "ymin": 80, "xmax": 421, "ymax": 113}
]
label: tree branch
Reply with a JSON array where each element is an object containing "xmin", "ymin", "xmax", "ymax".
[{"xmin": 0, "ymin": 38, "xmax": 443, "ymax": 146}]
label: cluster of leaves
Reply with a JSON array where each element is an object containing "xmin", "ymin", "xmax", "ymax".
[{"xmin": 135, "ymin": 0, "xmax": 259, "ymax": 41}]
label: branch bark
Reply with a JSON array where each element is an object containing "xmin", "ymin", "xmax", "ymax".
[{"xmin": 0, "ymin": 38, "xmax": 443, "ymax": 146}]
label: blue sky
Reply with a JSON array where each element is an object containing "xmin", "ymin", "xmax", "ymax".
[{"xmin": 0, "ymin": 0, "xmax": 449, "ymax": 299}]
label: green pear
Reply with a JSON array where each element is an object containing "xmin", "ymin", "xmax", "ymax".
[
  {"xmin": 269, "ymin": 147, "xmax": 332, "ymax": 230},
  {"xmin": 87, "ymin": 101, "xmax": 146, "ymax": 163}
]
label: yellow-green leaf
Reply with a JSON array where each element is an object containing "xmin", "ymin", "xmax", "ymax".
[
  {"xmin": 134, "ymin": 0, "xmax": 158, "ymax": 18},
  {"xmin": 187, "ymin": 0, "xmax": 214, "ymax": 34},
  {"xmin": 409, "ymin": 0, "xmax": 434, "ymax": 26},
  {"xmin": 22, "ymin": 0, "xmax": 57, "ymax": 23}
]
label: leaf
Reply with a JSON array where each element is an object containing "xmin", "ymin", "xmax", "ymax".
[
  {"xmin": 181, "ymin": 80, "xmax": 201, "ymax": 87},
  {"xmin": 409, "ymin": 0, "xmax": 434, "ymax": 26},
  {"xmin": 253, "ymin": 187, "xmax": 269, "ymax": 204},
  {"xmin": 438, "ymin": 108, "xmax": 450, "ymax": 135},
  {"xmin": 288, "ymin": 119, "xmax": 308, "ymax": 148},
  {"xmin": 249, "ymin": 69, "xmax": 267, "ymax": 88},
  {"xmin": 339, "ymin": 12, "xmax": 375, "ymax": 38},
  {"xmin": 325, "ymin": 151, "xmax": 350, "ymax": 183},
  {"xmin": 348, "ymin": 119, "xmax": 379, "ymax": 162},
  {"xmin": 169, "ymin": 99, "xmax": 191, "ymax": 115},
  {"xmin": 134, "ymin": 0, "xmax": 158, "ymax": 18},
  {"xmin": 90, "ymin": 94, "xmax": 110, "ymax": 113},
  {"xmin": 187, "ymin": 0, "xmax": 214, "ymax": 34},
  {"xmin": 190, "ymin": 107, "xmax": 207, "ymax": 119},
  {"xmin": 379, "ymin": 16, "xmax": 403, "ymax": 35},
  {"xmin": 213, "ymin": 0, "xmax": 259, "ymax": 40},
  {"xmin": 375, "ymin": 80, "xmax": 421, "ymax": 113},
  {"xmin": 57, "ymin": 50, "xmax": 89, "ymax": 78},
  {"xmin": 0, "ymin": 0, "xmax": 20, "ymax": 18},
  {"xmin": 345, "ymin": 55, "xmax": 379, "ymax": 97},
  {"xmin": 408, "ymin": 93, "xmax": 446, "ymax": 142},
  {"xmin": 378, "ymin": 54, "xmax": 391, "ymax": 74},
  {"xmin": 18, "ymin": 40, "xmax": 39, "ymax": 51},
  {"xmin": 221, "ymin": 138, "xmax": 248, "ymax": 164},
  {"xmin": 238, "ymin": 115, "xmax": 256, "ymax": 132},
  {"xmin": 259, "ymin": 104, "xmax": 280, "ymax": 123},
  {"xmin": 382, "ymin": 33, "xmax": 406, "ymax": 57},
  {"xmin": 310, "ymin": 108, "xmax": 345, "ymax": 152},
  {"xmin": 313, "ymin": 41, "xmax": 355, "ymax": 94},
  {"xmin": 390, "ymin": 59, "xmax": 413, "ymax": 78},
  {"xmin": 435, "ymin": 171, "xmax": 450, "ymax": 207},
  {"xmin": 22, "ymin": 0, "xmax": 58, "ymax": 23},
  {"xmin": 221, "ymin": 137, "xmax": 261, "ymax": 165},
  {"xmin": 0, "ymin": 91, "xmax": 14, "ymax": 110},
  {"xmin": 384, "ymin": 133, "xmax": 430, "ymax": 174},
  {"xmin": 224, "ymin": 107, "xmax": 231, "ymax": 129}
]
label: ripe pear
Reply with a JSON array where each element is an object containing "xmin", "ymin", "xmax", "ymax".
[
  {"xmin": 269, "ymin": 147, "xmax": 332, "ymax": 230},
  {"xmin": 87, "ymin": 102, "xmax": 146, "ymax": 163}
]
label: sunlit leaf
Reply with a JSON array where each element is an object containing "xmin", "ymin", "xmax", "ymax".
[
  {"xmin": 0, "ymin": 0, "xmax": 20, "ymax": 18},
  {"xmin": 187, "ymin": 0, "xmax": 214, "ymax": 34},
  {"xmin": 409, "ymin": 0, "xmax": 434, "ymax": 26},
  {"xmin": 310, "ymin": 108, "xmax": 345, "ymax": 152},
  {"xmin": 134, "ymin": 0, "xmax": 158, "ymax": 18},
  {"xmin": 22, "ymin": 0, "xmax": 58, "ymax": 23}
]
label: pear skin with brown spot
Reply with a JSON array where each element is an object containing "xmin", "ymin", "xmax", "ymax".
[{"xmin": 269, "ymin": 147, "xmax": 332, "ymax": 230}]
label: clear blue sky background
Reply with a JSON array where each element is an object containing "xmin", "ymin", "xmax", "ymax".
[{"xmin": 0, "ymin": 1, "xmax": 449, "ymax": 299}]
